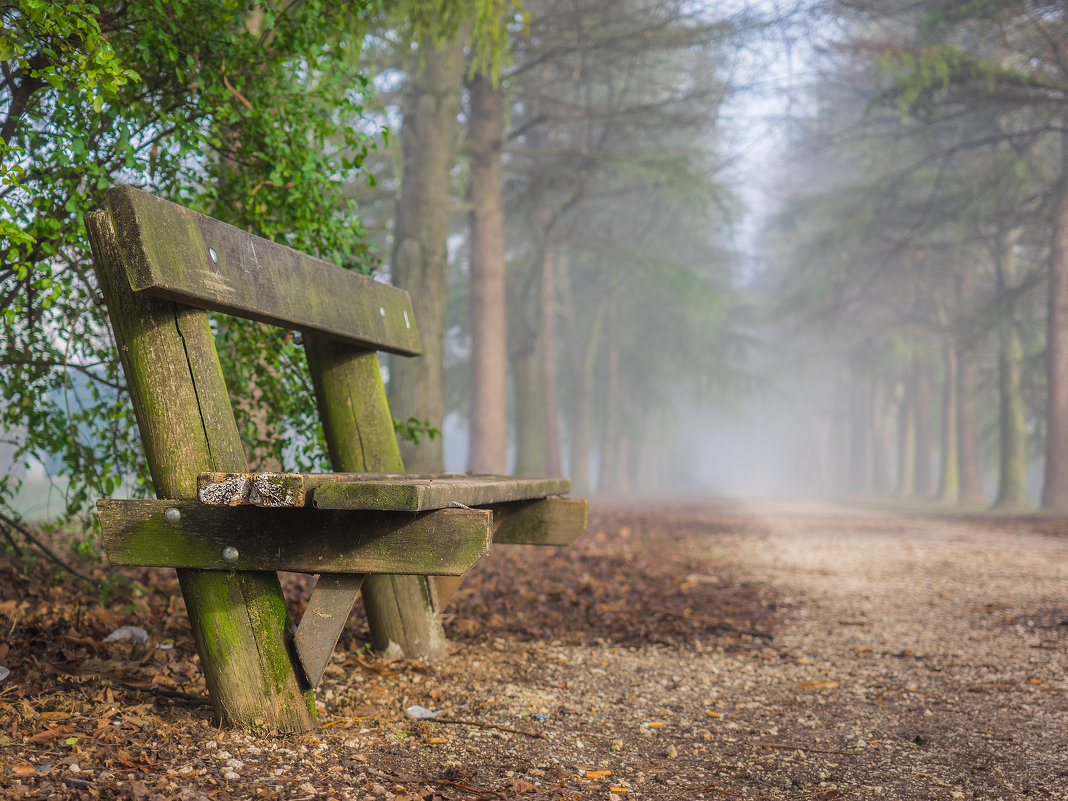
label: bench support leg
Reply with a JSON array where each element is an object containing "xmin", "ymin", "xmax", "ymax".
[
  {"xmin": 89, "ymin": 211, "xmax": 316, "ymax": 733},
  {"xmin": 306, "ymin": 337, "xmax": 447, "ymax": 659}
]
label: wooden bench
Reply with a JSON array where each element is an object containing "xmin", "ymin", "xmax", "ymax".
[{"xmin": 87, "ymin": 185, "xmax": 587, "ymax": 733}]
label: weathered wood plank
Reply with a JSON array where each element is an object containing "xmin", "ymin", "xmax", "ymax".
[
  {"xmin": 97, "ymin": 500, "xmax": 491, "ymax": 575},
  {"xmin": 490, "ymin": 498, "xmax": 588, "ymax": 545},
  {"xmin": 294, "ymin": 573, "xmax": 366, "ymax": 688},
  {"xmin": 313, "ymin": 474, "xmax": 570, "ymax": 511},
  {"xmin": 304, "ymin": 336, "xmax": 446, "ymax": 659},
  {"xmin": 88, "ymin": 210, "xmax": 315, "ymax": 734},
  {"xmin": 197, "ymin": 471, "xmax": 571, "ymax": 512},
  {"xmin": 104, "ymin": 185, "xmax": 422, "ymax": 355}
]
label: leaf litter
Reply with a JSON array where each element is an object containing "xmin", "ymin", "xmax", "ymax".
[{"xmin": 0, "ymin": 499, "xmax": 1066, "ymax": 799}]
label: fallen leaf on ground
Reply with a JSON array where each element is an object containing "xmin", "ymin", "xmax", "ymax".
[{"xmin": 798, "ymin": 679, "xmax": 839, "ymax": 690}]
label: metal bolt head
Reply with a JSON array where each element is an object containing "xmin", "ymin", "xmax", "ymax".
[
  {"xmin": 222, "ymin": 546, "xmax": 239, "ymax": 563},
  {"xmin": 163, "ymin": 507, "xmax": 181, "ymax": 524}
]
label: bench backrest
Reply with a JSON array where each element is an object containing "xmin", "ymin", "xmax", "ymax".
[
  {"xmin": 89, "ymin": 184, "xmax": 412, "ymax": 481},
  {"xmin": 101, "ymin": 185, "xmax": 420, "ymax": 354}
]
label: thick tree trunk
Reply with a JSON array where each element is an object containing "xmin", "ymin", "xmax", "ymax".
[
  {"xmin": 466, "ymin": 72, "xmax": 508, "ymax": 475},
  {"xmin": 994, "ymin": 228, "xmax": 1031, "ymax": 509},
  {"xmin": 389, "ymin": 29, "xmax": 467, "ymax": 473},
  {"xmin": 1043, "ymin": 139, "xmax": 1068, "ymax": 509},
  {"xmin": 937, "ymin": 344, "xmax": 959, "ymax": 502},
  {"xmin": 374, "ymin": 28, "xmax": 466, "ymax": 653},
  {"xmin": 912, "ymin": 353, "xmax": 932, "ymax": 498}
]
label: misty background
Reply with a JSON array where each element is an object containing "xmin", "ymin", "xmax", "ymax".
[{"xmin": 3, "ymin": 1, "xmax": 1067, "ymax": 520}]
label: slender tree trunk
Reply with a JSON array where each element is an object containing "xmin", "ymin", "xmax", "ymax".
[
  {"xmin": 871, "ymin": 374, "xmax": 891, "ymax": 495},
  {"xmin": 849, "ymin": 365, "xmax": 869, "ymax": 494},
  {"xmin": 1043, "ymin": 134, "xmax": 1068, "ymax": 509},
  {"xmin": 897, "ymin": 376, "xmax": 915, "ymax": 497},
  {"xmin": 541, "ymin": 243, "xmax": 562, "ymax": 476},
  {"xmin": 563, "ymin": 288, "xmax": 605, "ymax": 495},
  {"xmin": 956, "ymin": 264, "xmax": 985, "ymax": 505},
  {"xmin": 937, "ymin": 344, "xmax": 959, "ymax": 502},
  {"xmin": 598, "ymin": 338, "xmax": 620, "ymax": 492},
  {"xmin": 994, "ymin": 228, "xmax": 1031, "ymax": 509},
  {"xmin": 466, "ymin": 71, "xmax": 507, "ymax": 475},
  {"xmin": 912, "ymin": 353, "xmax": 932, "ymax": 498},
  {"xmin": 389, "ymin": 28, "xmax": 467, "ymax": 473}
]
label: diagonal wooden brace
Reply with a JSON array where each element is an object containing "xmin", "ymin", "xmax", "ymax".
[{"xmin": 294, "ymin": 573, "xmax": 366, "ymax": 688}]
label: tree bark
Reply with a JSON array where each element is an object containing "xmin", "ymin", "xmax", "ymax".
[
  {"xmin": 541, "ymin": 242, "xmax": 562, "ymax": 476},
  {"xmin": 510, "ymin": 308, "xmax": 547, "ymax": 475},
  {"xmin": 1043, "ymin": 134, "xmax": 1068, "ymax": 509},
  {"xmin": 870, "ymin": 374, "xmax": 891, "ymax": 495},
  {"xmin": 598, "ymin": 337, "xmax": 620, "ymax": 492},
  {"xmin": 912, "ymin": 353, "xmax": 932, "ymax": 498},
  {"xmin": 994, "ymin": 227, "xmax": 1031, "ymax": 509},
  {"xmin": 956, "ymin": 264, "xmax": 985, "ymax": 505},
  {"xmin": 896, "ymin": 375, "xmax": 915, "ymax": 497},
  {"xmin": 389, "ymin": 29, "xmax": 467, "ymax": 473},
  {"xmin": 937, "ymin": 344, "xmax": 959, "ymax": 502},
  {"xmin": 466, "ymin": 71, "xmax": 508, "ymax": 475}
]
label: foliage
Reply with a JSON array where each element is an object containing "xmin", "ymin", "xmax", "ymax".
[
  {"xmin": 390, "ymin": 0, "xmax": 526, "ymax": 80},
  {"xmin": 0, "ymin": 0, "xmax": 380, "ymax": 522}
]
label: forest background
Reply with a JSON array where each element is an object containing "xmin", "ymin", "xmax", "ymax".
[{"xmin": 4, "ymin": 0, "xmax": 1068, "ymax": 553}]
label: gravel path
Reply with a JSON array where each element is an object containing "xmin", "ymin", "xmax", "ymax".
[
  {"xmin": 321, "ymin": 499, "xmax": 1068, "ymax": 800},
  {"xmin": 3, "ymin": 499, "xmax": 1067, "ymax": 800}
]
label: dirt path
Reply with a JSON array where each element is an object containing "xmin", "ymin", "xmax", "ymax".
[{"xmin": 1, "ymin": 500, "xmax": 1067, "ymax": 800}]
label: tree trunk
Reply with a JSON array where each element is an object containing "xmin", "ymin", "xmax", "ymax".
[
  {"xmin": 389, "ymin": 28, "xmax": 467, "ymax": 473},
  {"xmin": 849, "ymin": 366, "xmax": 870, "ymax": 495},
  {"xmin": 541, "ymin": 243, "xmax": 562, "ymax": 476},
  {"xmin": 994, "ymin": 228, "xmax": 1031, "ymax": 509},
  {"xmin": 1043, "ymin": 135, "xmax": 1068, "ymax": 509},
  {"xmin": 896, "ymin": 376, "xmax": 915, "ymax": 497},
  {"xmin": 937, "ymin": 344, "xmax": 959, "ymax": 502},
  {"xmin": 870, "ymin": 374, "xmax": 891, "ymax": 495},
  {"xmin": 466, "ymin": 71, "xmax": 508, "ymax": 475},
  {"xmin": 511, "ymin": 315, "xmax": 547, "ymax": 475},
  {"xmin": 598, "ymin": 338, "xmax": 620, "ymax": 492},
  {"xmin": 560, "ymin": 263, "xmax": 605, "ymax": 495},
  {"xmin": 912, "ymin": 353, "xmax": 932, "ymax": 498},
  {"xmin": 956, "ymin": 263, "xmax": 985, "ymax": 505}
]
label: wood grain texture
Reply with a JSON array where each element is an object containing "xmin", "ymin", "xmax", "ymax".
[
  {"xmin": 88, "ymin": 210, "xmax": 315, "ymax": 734},
  {"xmin": 103, "ymin": 185, "xmax": 421, "ymax": 355},
  {"xmin": 304, "ymin": 336, "xmax": 447, "ymax": 659},
  {"xmin": 197, "ymin": 471, "xmax": 571, "ymax": 511},
  {"xmin": 293, "ymin": 574, "xmax": 366, "ymax": 688},
  {"xmin": 490, "ymin": 498, "xmax": 588, "ymax": 545},
  {"xmin": 97, "ymin": 500, "xmax": 491, "ymax": 575}
]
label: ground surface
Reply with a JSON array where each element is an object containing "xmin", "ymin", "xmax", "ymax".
[{"xmin": 1, "ymin": 499, "xmax": 1067, "ymax": 800}]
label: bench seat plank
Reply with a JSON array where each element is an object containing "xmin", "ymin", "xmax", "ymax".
[
  {"xmin": 104, "ymin": 186, "xmax": 422, "ymax": 355},
  {"xmin": 197, "ymin": 471, "xmax": 571, "ymax": 512},
  {"xmin": 97, "ymin": 499, "xmax": 490, "ymax": 575},
  {"xmin": 489, "ymin": 499, "xmax": 588, "ymax": 546}
]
